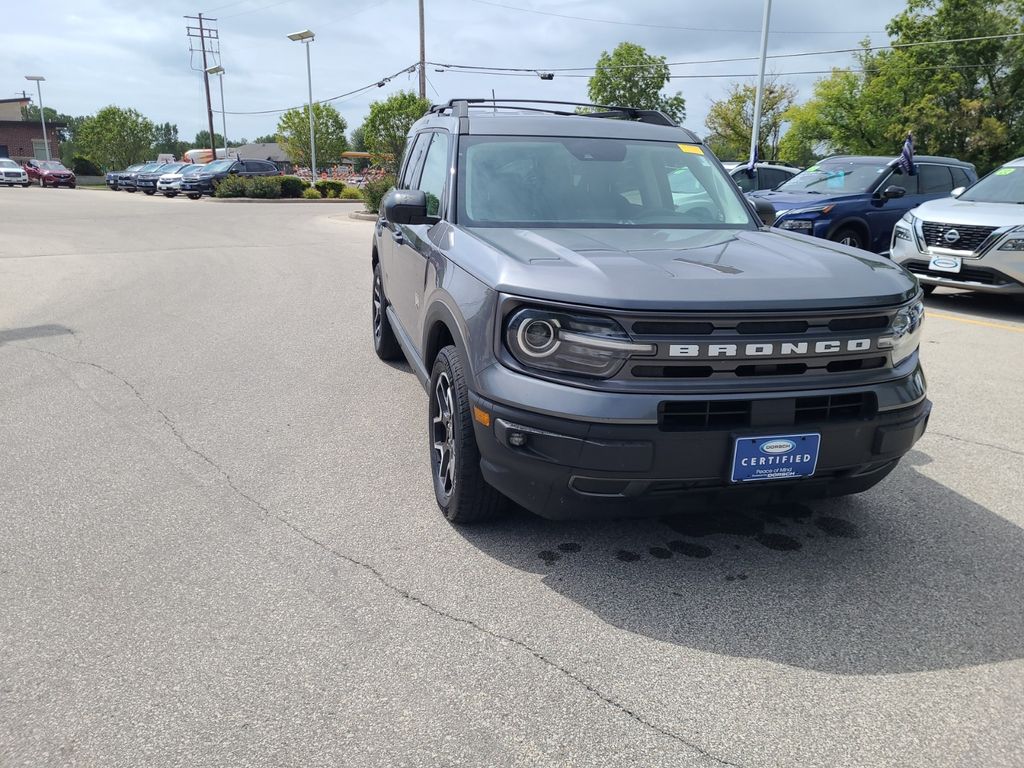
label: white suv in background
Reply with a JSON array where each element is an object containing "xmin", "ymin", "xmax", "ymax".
[
  {"xmin": 0, "ymin": 158, "xmax": 30, "ymax": 187},
  {"xmin": 892, "ymin": 157, "xmax": 1024, "ymax": 296}
]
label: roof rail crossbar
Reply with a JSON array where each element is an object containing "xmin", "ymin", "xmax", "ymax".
[{"xmin": 428, "ymin": 98, "xmax": 677, "ymax": 126}]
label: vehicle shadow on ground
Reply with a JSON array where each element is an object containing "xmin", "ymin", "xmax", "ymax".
[
  {"xmin": 925, "ymin": 288, "xmax": 1023, "ymax": 321},
  {"xmin": 0, "ymin": 324, "xmax": 74, "ymax": 345},
  {"xmin": 456, "ymin": 450, "xmax": 1024, "ymax": 675}
]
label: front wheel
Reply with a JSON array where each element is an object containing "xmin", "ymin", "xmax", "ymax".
[
  {"xmin": 372, "ymin": 263, "xmax": 402, "ymax": 361},
  {"xmin": 186, "ymin": 193, "xmax": 201, "ymax": 200},
  {"xmin": 428, "ymin": 345, "xmax": 509, "ymax": 524},
  {"xmin": 921, "ymin": 284, "xmax": 936, "ymax": 296},
  {"xmin": 143, "ymin": 190, "xmax": 154, "ymax": 195},
  {"xmin": 830, "ymin": 227, "xmax": 865, "ymax": 250},
  {"xmin": 22, "ymin": 182, "xmax": 30, "ymax": 188}
]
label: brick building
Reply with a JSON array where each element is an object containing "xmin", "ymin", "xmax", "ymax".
[{"xmin": 0, "ymin": 97, "xmax": 64, "ymax": 161}]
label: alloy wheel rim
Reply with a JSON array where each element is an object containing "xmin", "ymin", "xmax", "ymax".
[
  {"xmin": 432, "ymin": 372, "xmax": 456, "ymax": 498},
  {"xmin": 841, "ymin": 235, "xmax": 858, "ymax": 247}
]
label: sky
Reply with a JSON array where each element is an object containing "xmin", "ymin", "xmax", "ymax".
[{"xmin": 4, "ymin": 0, "xmax": 905, "ymax": 152}]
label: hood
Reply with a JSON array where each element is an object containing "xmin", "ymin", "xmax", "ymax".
[
  {"xmin": 747, "ymin": 188, "xmax": 865, "ymax": 215},
  {"xmin": 460, "ymin": 226, "xmax": 916, "ymax": 311},
  {"xmin": 911, "ymin": 196, "xmax": 1024, "ymax": 228},
  {"xmin": 159, "ymin": 173, "xmax": 183, "ymax": 181},
  {"xmin": 41, "ymin": 169, "xmax": 72, "ymax": 176}
]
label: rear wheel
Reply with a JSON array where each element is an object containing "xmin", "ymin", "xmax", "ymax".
[
  {"xmin": 830, "ymin": 227, "xmax": 865, "ymax": 250},
  {"xmin": 187, "ymin": 193, "xmax": 201, "ymax": 200},
  {"xmin": 143, "ymin": 190, "xmax": 154, "ymax": 195},
  {"xmin": 371, "ymin": 263, "xmax": 402, "ymax": 361},
  {"xmin": 428, "ymin": 345, "xmax": 509, "ymax": 524}
]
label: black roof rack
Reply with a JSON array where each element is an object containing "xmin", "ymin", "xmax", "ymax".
[{"xmin": 428, "ymin": 99, "xmax": 678, "ymax": 127}]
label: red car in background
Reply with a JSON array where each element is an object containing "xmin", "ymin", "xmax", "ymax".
[{"xmin": 24, "ymin": 159, "xmax": 76, "ymax": 188}]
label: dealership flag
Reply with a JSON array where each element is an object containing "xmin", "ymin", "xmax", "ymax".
[
  {"xmin": 890, "ymin": 133, "xmax": 917, "ymax": 176},
  {"xmin": 744, "ymin": 145, "xmax": 758, "ymax": 179}
]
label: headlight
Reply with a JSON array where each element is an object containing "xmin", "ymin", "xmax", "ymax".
[
  {"xmin": 778, "ymin": 219, "xmax": 814, "ymax": 232},
  {"xmin": 899, "ymin": 211, "xmax": 916, "ymax": 225},
  {"xmin": 998, "ymin": 238, "xmax": 1024, "ymax": 251},
  {"xmin": 505, "ymin": 307, "xmax": 654, "ymax": 379},
  {"xmin": 878, "ymin": 300, "xmax": 924, "ymax": 366},
  {"xmin": 893, "ymin": 225, "xmax": 914, "ymax": 242}
]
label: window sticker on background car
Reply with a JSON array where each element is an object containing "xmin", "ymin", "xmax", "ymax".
[
  {"xmin": 678, "ymin": 144, "xmax": 704, "ymax": 155},
  {"xmin": 995, "ymin": 168, "xmax": 1015, "ymax": 175}
]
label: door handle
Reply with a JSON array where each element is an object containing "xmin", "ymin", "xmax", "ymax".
[{"xmin": 391, "ymin": 229, "xmax": 404, "ymax": 245}]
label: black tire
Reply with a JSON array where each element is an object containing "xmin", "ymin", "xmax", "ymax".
[
  {"xmin": 428, "ymin": 345, "xmax": 509, "ymax": 524},
  {"xmin": 187, "ymin": 193, "xmax": 201, "ymax": 200},
  {"xmin": 830, "ymin": 226, "xmax": 865, "ymax": 250},
  {"xmin": 921, "ymin": 284, "xmax": 936, "ymax": 296},
  {"xmin": 164, "ymin": 192, "xmax": 177, "ymax": 198},
  {"xmin": 22, "ymin": 183, "xmax": 29, "ymax": 188},
  {"xmin": 143, "ymin": 190, "xmax": 154, "ymax": 195},
  {"xmin": 372, "ymin": 263, "xmax": 402, "ymax": 361},
  {"xmin": 126, "ymin": 188, "xmax": 136, "ymax": 193}
]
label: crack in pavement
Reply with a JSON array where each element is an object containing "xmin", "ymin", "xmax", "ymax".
[
  {"xmin": 928, "ymin": 430, "xmax": 1024, "ymax": 458},
  {"xmin": 13, "ymin": 343, "xmax": 743, "ymax": 767}
]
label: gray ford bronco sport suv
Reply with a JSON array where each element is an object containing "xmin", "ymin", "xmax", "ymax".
[{"xmin": 372, "ymin": 99, "xmax": 930, "ymax": 523}]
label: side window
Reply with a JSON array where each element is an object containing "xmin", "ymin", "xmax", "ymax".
[
  {"xmin": 759, "ymin": 169, "xmax": 785, "ymax": 190},
  {"xmin": 733, "ymin": 171, "xmax": 755, "ymax": 193},
  {"xmin": 416, "ymin": 133, "xmax": 450, "ymax": 218},
  {"xmin": 886, "ymin": 169, "xmax": 919, "ymax": 195},
  {"xmin": 951, "ymin": 166, "xmax": 972, "ymax": 188},
  {"xmin": 918, "ymin": 164, "xmax": 953, "ymax": 194},
  {"xmin": 399, "ymin": 133, "xmax": 429, "ymax": 189}
]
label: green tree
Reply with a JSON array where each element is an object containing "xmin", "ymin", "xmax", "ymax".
[
  {"xmin": 785, "ymin": 0, "xmax": 1024, "ymax": 172},
  {"xmin": 360, "ymin": 91, "xmax": 430, "ymax": 176},
  {"xmin": 152, "ymin": 122, "xmax": 180, "ymax": 156},
  {"xmin": 276, "ymin": 103, "xmax": 349, "ymax": 170},
  {"xmin": 348, "ymin": 125, "xmax": 370, "ymax": 171},
  {"xmin": 251, "ymin": 134, "xmax": 278, "ymax": 144},
  {"xmin": 704, "ymin": 79, "xmax": 797, "ymax": 161},
  {"xmin": 586, "ymin": 42, "xmax": 686, "ymax": 123},
  {"xmin": 77, "ymin": 106, "xmax": 156, "ymax": 170}
]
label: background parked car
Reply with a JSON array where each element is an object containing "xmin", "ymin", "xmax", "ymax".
[
  {"xmin": 134, "ymin": 163, "xmax": 180, "ymax": 195},
  {"xmin": 1, "ymin": 158, "xmax": 30, "ymax": 187},
  {"xmin": 722, "ymin": 161, "xmax": 801, "ymax": 192},
  {"xmin": 748, "ymin": 155, "xmax": 977, "ymax": 253},
  {"xmin": 108, "ymin": 163, "xmax": 144, "ymax": 191},
  {"xmin": 891, "ymin": 156, "xmax": 1024, "ymax": 296},
  {"xmin": 24, "ymin": 159, "xmax": 76, "ymax": 188},
  {"xmin": 119, "ymin": 162, "xmax": 161, "ymax": 193},
  {"xmin": 157, "ymin": 163, "xmax": 204, "ymax": 197},
  {"xmin": 179, "ymin": 158, "xmax": 279, "ymax": 199}
]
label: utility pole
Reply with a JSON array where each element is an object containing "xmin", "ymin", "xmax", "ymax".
[
  {"xmin": 185, "ymin": 13, "xmax": 219, "ymax": 158},
  {"xmin": 418, "ymin": 0, "xmax": 426, "ymax": 99},
  {"xmin": 748, "ymin": 0, "xmax": 772, "ymax": 167}
]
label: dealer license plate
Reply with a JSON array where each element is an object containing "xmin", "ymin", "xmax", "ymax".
[
  {"xmin": 928, "ymin": 254, "xmax": 962, "ymax": 273},
  {"xmin": 731, "ymin": 433, "xmax": 821, "ymax": 483}
]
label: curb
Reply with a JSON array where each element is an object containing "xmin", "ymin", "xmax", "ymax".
[
  {"xmin": 349, "ymin": 211, "xmax": 378, "ymax": 221},
  {"xmin": 204, "ymin": 197, "xmax": 365, "ymax": 204}
]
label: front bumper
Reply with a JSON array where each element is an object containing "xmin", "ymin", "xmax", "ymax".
[
  {"xmin": 180, "ymin": 180, "xmax": 214, "ymax": 195},
  {"xmin": 3, "ymin": 174, "xmax": 28, "ymax": 184},
  {"xmin": 891, "ymin": 234, "xmax": 1024, "ymax": 294},
  {"xmin": 42, "ymin": 175, "xmax": 75, "ymax": 186},
  {"xmin": 470, "ymin": 368, "xmax": 929, "ymax": 520}
]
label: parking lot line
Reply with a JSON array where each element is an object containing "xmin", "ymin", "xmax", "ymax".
[{"xmin": 925, "ymin": 311, "xmax": 1024, "ymax": 334}]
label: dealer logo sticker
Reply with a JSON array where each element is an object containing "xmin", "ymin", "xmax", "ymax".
[{"xmin": 760, "ymin": 439, "xmax": 796, "ymax": 455}]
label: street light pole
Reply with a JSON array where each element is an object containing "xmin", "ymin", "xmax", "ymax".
[
  {"xmin": 24, "ymin": 75, "xmax": 49, "ymax": 161},
  {"xmin": 288, "ymin": 30, "xmax": 317, "ymax": 181}
]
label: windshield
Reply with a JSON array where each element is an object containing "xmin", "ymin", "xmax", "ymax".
[
  {"xmin": 161, "ymin": 163, "xmax": 188, "ymax": 174},
  {"xmin": 182, "ymin": 164, "xmax": 206, "ymax": 176},
  {"xmin": 203, "ymin": 160, "xmax": 235, "ymax": 173},
  {"xmin": 0, "ymin": 159, "xmax": 19, "ymax": 169},
  {"xmin": 777, "ymin": 159, "xmax": 894, "ymax": 194},
  {"xmin": 39, "ymin": 161, "xmax": 67, "ymax": 171},
  {"xmin": 457, "ymin": 137, "xmax": 753, "ymax": 228},
  {"xmin": 136, "ymin": 164, "xmax": 160, "ymax": 173},
  {"xmin": 960, "ymin": 165, "xmax": 1024, "ymax": 204}
]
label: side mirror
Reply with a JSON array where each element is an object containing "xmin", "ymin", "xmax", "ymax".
[
  {"xmin": 950, "ymin": 186, "xmax": 965, "ymax": 198},
  {"xmin": 752, "ymin": 198, "xmax": 776, "ymax": 227},
  {"xmin": 882, "ymin": 185, "xmax": 906, "ymax": 200},
  {"xmin": 383, "ymin": 188, "xmax": 428, "ymax": 224}
]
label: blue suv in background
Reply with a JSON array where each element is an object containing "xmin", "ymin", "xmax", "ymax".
[{"xmin": 748, "ymin": 155, "xmax": 976, "ymax": 253}]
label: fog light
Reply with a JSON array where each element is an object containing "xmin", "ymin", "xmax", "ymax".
[{"xmin": 508, "ymin": 432, "xmax": 527, "ymax": 447}]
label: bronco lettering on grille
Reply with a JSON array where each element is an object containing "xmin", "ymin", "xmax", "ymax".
[{"xmin": 667, "ymin": 339, "xmax": 874, "ymax": 358}]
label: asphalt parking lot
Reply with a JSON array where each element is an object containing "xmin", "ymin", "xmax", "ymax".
[{"xmin": 1, "ymin": 186, "xmax": 1022, "ymax": 767}]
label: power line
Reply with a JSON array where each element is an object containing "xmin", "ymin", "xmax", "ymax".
[
  {"xmin": 217, "ymin": 64, "xmax": 419, "ymax": 115},
  {"xmin": 466, "ymin": 0, "xmax": 886, "ymax": 35},
  {"xmin": 427, "ymin": 30, "xmax": 1024, "ymax": 75}
]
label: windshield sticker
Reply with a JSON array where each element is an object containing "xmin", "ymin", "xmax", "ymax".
[
  {"xmin": 807, "ymin": 165, "xmax": 820, "ymax": 172},
  {"xmin": 678, "ymin": 144, "xmax": 704, "ymax": 155},
  {"xmin": 995, "ymin": 168, "xmax": 1015, "ymax": 175}
]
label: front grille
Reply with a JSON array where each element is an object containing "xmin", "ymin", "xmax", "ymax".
[
  {"xmin": 3, "ymin": 171, "xmax": 22, "ymax": 178},
  {"xmin": 904, "ymin": 260, "xmax": 1012, "ymax": 287},
  {"xmin": 921, "ymin": 221, "xmax": 997, "ymax": 252},
  {"xmin": 658, "ymin": 392, "xmax": 877, "ymax": 431}
]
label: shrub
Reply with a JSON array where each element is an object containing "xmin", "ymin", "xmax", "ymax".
[
  {"xmin": 302, "ymin": 187, "xmax": 322, "ymax": 199},
  {"xmin": 247, "ymin": 176, "xmax": 282, "ymax": 199},
  {"xmin": 280, "ymin": 175, "xmax": 308, "ymax": 198},
  {"xmin": 70, "ymin": 156, "xmax": 102, "ymax": 176},
  {"xmin": 214, "ymin": 174, "xmax": 249, "ymax": 198},
  {"xmin": 362, "ymin": 175, "xmax": 395, "ymax": 213},
  {"xmin": 340, "ymin": 187, "xmax": 363, "ymax": 200},
  {"xmin": 314, "ymin": 179, "xmax": 346, "ymax": 197},
  {"xmin": 326, "ymin": 188, "xmax": 339, "ymax": 198}
]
